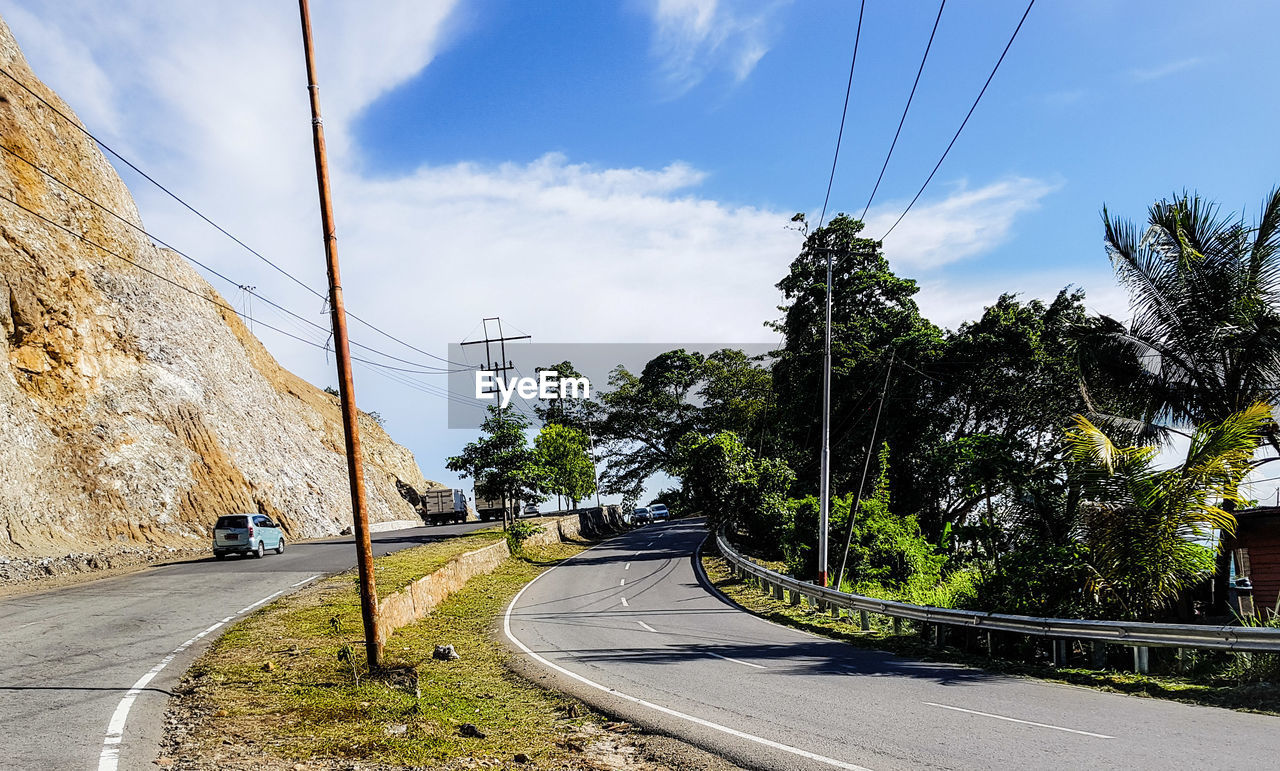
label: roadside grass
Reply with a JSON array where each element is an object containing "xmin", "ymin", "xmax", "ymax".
[
  {"xmin": 370, "ymin": 528, "xmax": 504, "ymax": 600},
  {"xmin": 701, "ymin": 552, "xmax": 1280, "ymax": 716},
  {"xmin": 176, "ymin": 537, "xmax": 605, "ymax": 768}
]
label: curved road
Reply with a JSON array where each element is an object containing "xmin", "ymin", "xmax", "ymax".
[
  {"xmin": 0, "ymin": 519, "xmax": 493, "ymax": 770},
  {"xmin": 506, "ymin": 518, "xmax": 1280, "ymax": 771}
]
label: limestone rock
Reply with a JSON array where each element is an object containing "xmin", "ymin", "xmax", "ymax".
[{"xmin": 0, "ymin": 15, "xmax": 435, "ymax": 565}]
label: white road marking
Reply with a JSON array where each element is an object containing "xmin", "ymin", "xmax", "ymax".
[
  {"xmin": 98, "ymin": 587, "xmax": 288, "ymax": 770},
  {"xmin": 922, "ymin": 702, "xmax": 1114, "ymax": 739},
  {"xmin": 706, "ymin": 651, "xmax": 767, "ymax": 670},
  {"xmin": 637, "ymin": 620, "xmax": 658, "ymax": 633},
  {"xmin": 625, "ymin": 563, "xmax": 630, "ymax": 570},
  {"xmin": 620, "ymin": 578, "xmax": 626, "ymax": 586},
  {"xmin": 505, "ymin": 543, "xmax": 875, "ymax": 771},
  {"xmin": 620, "ymin": 597, "xmax": 629, "ymax": 607},
  {"xmin": 291, "ymin": 574, "xmax": 321, "ymax": 587}
]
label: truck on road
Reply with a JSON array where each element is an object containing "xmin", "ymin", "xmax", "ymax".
[
  {"xmin": 475, "ymin": 495, "xmax": 518, "ymax": 522},
  {"xmin": 419, "ymin": 488, "xmax": 471, "ymax": 526}
]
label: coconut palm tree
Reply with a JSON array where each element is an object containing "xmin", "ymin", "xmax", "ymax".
[
  {"xmin": 1084, "ymin": 189, "xmax": 1280, "ymax": 450},
  {"xmin": 1066, "ymin": 403, "xmax": 1269, "ymax": 620}
]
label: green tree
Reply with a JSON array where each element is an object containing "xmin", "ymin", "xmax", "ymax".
[
  {"xmin": 534, "ymin": 423, "xmax": 597, "ymax": 509},
  {"xmin": 676, "ymin": 431, "xmax": 794, "ymax": 553},
  {"xmin": 1087, "ymin": 189, "xmax": 1280, "ymax": 446},
  {"xmin": 446, "ymin": 406, "xmax": 544, "ymax": 526},
  {"xmin": 533, "ymin": 360, "xmax": 602, "ymax": 437},
  {"xmin": 1065, "ymin": 403, "xmax": 1270, "ymax": 620}
]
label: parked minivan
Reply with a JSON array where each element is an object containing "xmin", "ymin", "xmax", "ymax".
[{"xmin": 212, "ymin": 514, "xmax": 285, "ymax": 559}]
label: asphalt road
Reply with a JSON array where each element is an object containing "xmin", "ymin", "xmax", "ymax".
[
  {"xmin": 0, "ymin": 519, "xmax": 494, "ymax": 771},
  {"xmin": 505, "ymin": 518, "xmax": 1280, "ymax": 771}
]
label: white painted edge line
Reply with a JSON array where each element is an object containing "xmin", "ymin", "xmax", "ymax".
[
  {"xmin": 705, "ymin": 651, "xmax": 767, "ymax": 670},
  {"xmin": 922, "ymin": 702, "xmax": 1114, "ymax": 739},
  {"xmin": 620, "ymin": 597, "xmax": 629, "ymax": 607},
  {"xmin": 291, "ymin": 574, "xmax": 321, "ymax": 587},
  {"xmin": 97, "ymin": 587, "xmax": 286, "ymax": 770},
  {"xmin": 504, "ymin": 534, "xmax": 874, "ymax": 771},
  {"xmin": 637, "ymin": 620, "xmax": 659, "ymax": 633}
]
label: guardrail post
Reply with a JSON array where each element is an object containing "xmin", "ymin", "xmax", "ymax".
[
  {"xmin": 1132, "ymin": 646, "xmax": 1150, "ymax": 674},
  {"xmin": 773, "ymin": 582, "xmax": 784, "ymax": 601},
  {"xmin": 790, "ymin": 587, "xmax": 801, "ymax": 606},
  {"xmin": 1090, "ymin": 641, "xmax": 1106, "ymax": 669},
  {"xmin": 892, "ymin": 617, "xmax": 902, "ymax": 636},
  {"xmin": 831, "ymin": 605, "xmax": 841, "ymax": 620},
  {"xmin": 932, "ymin": 624, "xmax": 944, "ymax": 648},
  {"xmin": 859, "ymin": 610, "xmax": 870, "ymax": 631},
  {"xmin": 1052, "ymin": 639, "xmax": 1068, "ymax": 667},
  {"xmin": 1176, "ymin": 648, "xmax": 1185, "ymax": 674}
]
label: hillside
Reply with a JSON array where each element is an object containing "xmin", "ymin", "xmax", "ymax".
[{"xmin": 0, "ymin": 15, "xmax": 436, "ymax": 566}]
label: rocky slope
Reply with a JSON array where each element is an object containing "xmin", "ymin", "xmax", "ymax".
[{"xmin": 0, "ymin": 16, "xmax": 437, "ymax": 569}]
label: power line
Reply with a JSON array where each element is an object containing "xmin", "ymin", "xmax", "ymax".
[
  {"xmin": 0, "ymin": 63, "xmax": 471, "ymax": 370},
  {"xmin": 860, "ymin": 0, "xmax": 946, "ymax": 221},
  {"xmin": 0, "ymin": 191, "xmax": 467, "ymax": 396},
  {"xmin": 815, "ymin": 0, "xmax": 866, "ymax": 231},
  {"xmin": 879, "ymin": 0, "xmax": 1036, "ymax": 240},
  {"xmin": 0, "ymin": 140, "xmax": 470, "ymax": 374}
]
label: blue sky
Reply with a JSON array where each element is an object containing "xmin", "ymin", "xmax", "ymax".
[{"xmin": 3, "ymin": 0, "xmax": 1279, "ymax": 504}]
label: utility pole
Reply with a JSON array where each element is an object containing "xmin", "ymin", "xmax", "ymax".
[
  {"xmin": 818, "ymin": 245, "xmax": 834, "ymax": 587},
  {"xmin": 298, "ymin": 0, "xmax": 381, "ymax": 668},
  {"xmin": 461, "ymin": 317, "xmax": 531, "ymax": 530}
]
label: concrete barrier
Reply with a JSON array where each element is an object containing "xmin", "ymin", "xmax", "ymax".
[{"xmin": 374, "ymin": 510, "xmax": 624, "ymax": 646}]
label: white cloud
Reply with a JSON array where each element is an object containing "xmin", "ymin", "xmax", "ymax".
[
  {"xmin": 0, "ymin": 1, "xmax": 1056, "ymax": 499},
  {"xmin": 646, "ymin": 0, "xmax": 786, "ymax": 94},
  {"xmin": 1129, "ymin": 56, "xmax": 1203, "ymax": 83},
  {"xmin": 915, "ymin": 270, "xmax": 1128, "ymax": 333},
  {"xmin": 864, "ymin": 177, "xmax": 1059, "ymax": 270}
]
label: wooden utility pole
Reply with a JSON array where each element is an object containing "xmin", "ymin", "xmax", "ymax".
[{"xmin": 298, "ymin": 0, "xmax": 381, "ymax": 668}]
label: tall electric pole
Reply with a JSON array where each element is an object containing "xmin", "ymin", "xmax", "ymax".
[
  {"xmin": 461, "ymin": 317, "xmax": 530, "ymax": 529},
  {"xmin": 818, "ymin": 245, "xmax": 833, "ymax": 587},
  {"xmin": 298, "ymin": 0, "xmax": 381, "ymax": 668}
]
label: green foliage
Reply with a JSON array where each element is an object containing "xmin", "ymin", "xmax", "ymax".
[
  {"xmin": 447, "ymin": 406, "xmax": 544, "ymax": 508},
  {"xmin": 1066, "ymin": 404, "xmax": 1270, "ymax": 619},
  {"xmin": 534, "ymin": 423, "xmax": 596, "ymax": 507},
  {"xmin": 676, "ymin": 431, "xmax": 794, "ymax": 554},
  {"xmin": 505, "ymin": 520, "xmax": 545, "ymax": 553}
]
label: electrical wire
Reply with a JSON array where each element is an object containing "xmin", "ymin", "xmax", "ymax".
[
  {"xmin": 0, "ymin": 63, "xmax": 473, "ymax": 369},
  {"xmin": 859, "ymin": 0, "xmax": 945, "ymax": 221},
  {"xmin": 815, "ymin": 0, "xmax": 865, "ymax": 231},
  {"xmin": 0, "ymin": 142, "xmax": 472, "ymax": 375},
  {"xmin": 0, "ymin": 191, "xmax": 470, "ymax": 401},
  {"xmin": 879, "ymin": 0, "xmax": 1036, "ymax": 240}
]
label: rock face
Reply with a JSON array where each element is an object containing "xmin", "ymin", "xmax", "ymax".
[{"xmin": 0, "ymin": 16, "xmax": 436, "ymax": 560}]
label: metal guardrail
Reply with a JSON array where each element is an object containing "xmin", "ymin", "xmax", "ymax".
[{"xmin": 716, "ymin": 530, "xmax": 1280, "ymax": 656}]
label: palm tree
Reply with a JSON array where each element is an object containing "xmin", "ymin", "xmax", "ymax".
[
  {"xmin": 1066, "ymin": 403, "xmax": 1269, "ymax": 620},
  {"xmin": 1085, "ymin": 189, "xmax": 1280, "ymax": 449}
]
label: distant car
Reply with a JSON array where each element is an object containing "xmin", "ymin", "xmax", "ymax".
[
  {"xmin": 649, "ymin": 504, "xmax": 670, "ymax": 521},
  {"xmin": 632, "ymin": 506, "xmax": 651, "ymax": 525},
  {"xmin": 213, "ymin": 514, "xmax": 284, "ymax": 559},
  {"xmin": 523, "ymin": 502, "xmax": 540, "ymax": 516}
]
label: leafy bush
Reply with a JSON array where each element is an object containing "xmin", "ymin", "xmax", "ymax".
[{"xmin": 505, "ymin": 520, "xmax": 545, "ymax": 553}]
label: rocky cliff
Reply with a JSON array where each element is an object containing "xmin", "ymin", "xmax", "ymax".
[{"xmin": 0, "ymin": 16, "xmax": 436, "ymax": 567}]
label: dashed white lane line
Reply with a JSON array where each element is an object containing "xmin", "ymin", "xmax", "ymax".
[
  {"xmin": 636, "ymin": 620, "xmax": 658, "ymax": 633},
  {"xmin": 620, "ymin": 579, "xmax": 626, "ymax": 586},
  {"xmin": 922, "ymin": 702, "xmax": 1114, "ymax": 739},
  {"xmin": 625, "ymin": 563, "xmax": 630, "ymax": 570},
  {"xmin": 98, "ymin": 587, "xmax": 287, "ymax": 771},
  {"xmin": 505, "ymin": 543, "xmax": 874, "ymax": 771},
  {"xmin": 706, "ymin": 651, "xmax": 767, "ymax": 670},
  {"xmin": 620, "ymin": 597, "xmax": 629, "ymax": 607}
]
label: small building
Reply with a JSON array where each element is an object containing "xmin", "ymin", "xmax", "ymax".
[{"xmin": 1229, "ymin": 507, "xmax": 1280, "ymax": 617}]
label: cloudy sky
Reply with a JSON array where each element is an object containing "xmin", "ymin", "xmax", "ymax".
[{"xmin": 3, "ymin": 0, "xmax": 1279, "ymax": 502}]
